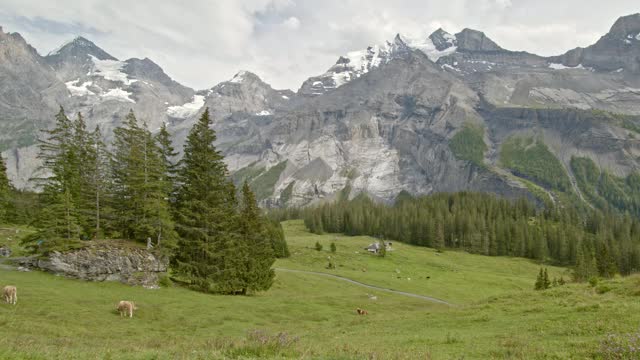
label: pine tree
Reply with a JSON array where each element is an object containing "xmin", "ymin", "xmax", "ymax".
[
  {"xmin": 85, "ymin": 125, "xmax": 112, "ymax": 239},
  {"xmin": 543, "ymin": 268, "xmax": 551, "ymax": 289},
  {"xmin": 330, "ymin": 242, "xmax": 337, "ymax": 253},
  {"xmin": 378, "ymin": 240, "xmax": 387, "ymax": 257},
  {"xmin": 315, "ymin": 241, "xmax": 323, "ymax": 251},
  {"xmin": 574, "ymin": 243, "xmax": 598, "ymax": 282},
  {"xmin": 238, "ymin": 181, "xmax": 275, "ymax": 293},
  {"xmin": 0, "ymin": 154, "xmax": 11, "ymax": 222},
  {"xmin": 534, "ymin": 268, "xmax": 544, "ymax": 290},
  {"xmin": 112, "ymin": 111, "xmax": 175, "ymax": 247},
  {"xmin": 31, "ymin": 107, "xmax": 82, "ymax": 242},
  {"xmin": 155, "ymin": 122, "xmax": 178, "ymax": 200},
  {"xmin": 433, "ymin": 221, "xmax": 445, "ymax": 252},
  {"xmin": 173, "ymin": 108, "xmax": 240, "ymax": 293},
  {"xmin": 265, "ymin": 220, "xmax": 290, "ymax": 258}
]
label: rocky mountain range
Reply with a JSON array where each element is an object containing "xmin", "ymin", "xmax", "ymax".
[{"xmin": 2, "ymin": 14, "xmax": 640, "ymax": 212}]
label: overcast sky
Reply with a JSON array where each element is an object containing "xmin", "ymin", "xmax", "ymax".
[{"xmin": 0, "ymin": 0, "xmax": 638, "ymax": 90}]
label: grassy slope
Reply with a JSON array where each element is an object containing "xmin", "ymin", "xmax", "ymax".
[
  {"xmin": 1, "ymin": 221, "xmax": 640, "ymax": 359},
  {"xmin": 500, "ymin": 136, "xmax": 572, "ymax": 192},
  {"xmin": 277, "ymin": 221, "xmax": 566, "ymax": 303}
]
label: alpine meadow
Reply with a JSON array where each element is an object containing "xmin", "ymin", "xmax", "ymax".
[{"xmin": 3, "ymin": 2, "xmax": 640, "ymax": 359}]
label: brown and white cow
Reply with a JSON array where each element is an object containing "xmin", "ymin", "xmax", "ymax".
[
  {"xmin": 3, "ymin": 285, "xmax": 16, "ymax": 305},
  {"xmin": 116, "ymin": 300, "xmax": 136, "ymax": 318}
]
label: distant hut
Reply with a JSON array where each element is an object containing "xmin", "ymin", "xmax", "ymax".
[{"xmin": 364, "ymin": 241, "xmax": 392, "ymax": 254}]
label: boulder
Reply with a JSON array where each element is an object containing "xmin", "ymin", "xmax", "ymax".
[{"xmin": 20, "ymin": 242, "xmax": 168, "ymax": 286}]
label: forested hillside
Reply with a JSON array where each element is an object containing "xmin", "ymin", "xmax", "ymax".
[{"xmin": 279, "ymin": 192, "xmax": 640, "ymax": 281}]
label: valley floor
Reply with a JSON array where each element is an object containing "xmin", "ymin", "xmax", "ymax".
[{"xmin": 0, "ymin": 220, "xmax": 639, "ymax": 359}]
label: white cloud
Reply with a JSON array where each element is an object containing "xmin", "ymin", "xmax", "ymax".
[
  {"xmin": 0, "ymin": 0, "xmax": 638, "ymax": 91},
  {"xmin": 281, "ymin": 16, "xmax": 300, "ymax": 30}
]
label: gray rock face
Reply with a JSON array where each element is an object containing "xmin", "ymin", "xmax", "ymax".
[
  {"xmin": 455, "ymin": 29, "xmax": 503, "ymax": 52},
  {"xmin": 429, "ymin": 29, "xmax": 457, "ymax": 51},
  {"xmin": 298, "ymin": 34, "xmax": 413, "ymax": 97},
  {"xmin": 0, "ymin": 27, "xmax": 68, "ymax": 152},
  {"xmin": 550, "ymin": 13, "xmax": 640, "ymax": 73},
  {"xmin": 2, "ymin": 14, "xmax": 640, "ymax": 209},
  {"xmin": 21, "ymin": 243, "xmax": 168, "ymax": 286}
]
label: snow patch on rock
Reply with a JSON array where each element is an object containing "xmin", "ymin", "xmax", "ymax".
[
  {"xmin": 90, "ymin": 55, "xmax": 137, "ymax": 85},
  {"xmin": 403, "ymin": 35, "xmax": 457, "ymax": 62},
  {"xmin": 166, "ymin": 95, "xmax": 205, "ymax": 118},
  {"xmin": 65, "ymin": 79, "xmax": 94, "ymax": 96},
  {"xmin": 548, "ymin": 63, "xmax": 591, "ymax": 71},
  {"xmin": 101, "ymin": 88, "xmax": 135, "ymax": 103}
]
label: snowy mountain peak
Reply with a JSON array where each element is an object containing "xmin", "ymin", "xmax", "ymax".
[
  {"xmin": 454, "ymin": 28, "xmax": 502, "ymax": 52},
  {"xmin": 299, "ymin": 31, "xmax": 463, "ymax": 96},
  {"xmin": 46, "ymin": 36, "xmax": 116, "ymax": 61},
  {"xmin": 607, "ymin": 13, "xmax": 640, "ymax": 39},
  {"xmin": 228, "ymin": 70, "xmax": 263, "ymax": 84},
  {"xmin": 429, "ymin": 28, "xmax": 457, "ymax": 51}
]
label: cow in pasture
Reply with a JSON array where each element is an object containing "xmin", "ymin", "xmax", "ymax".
[
  {"xmin": 3, "ymin": 285, "xmax": 16, "ymax": 305},
  {"xmin": 356, "ymin": 308, "xmax": 368, "ymax": 315},
  {"xmin": 116, "ymin": 300, "xmax": 136, "ymax": 318}
]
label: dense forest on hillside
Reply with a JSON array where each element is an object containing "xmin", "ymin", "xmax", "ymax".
[
  {"xmin": 0, "ymin": 107, "xmax": 289, "ymax": 294},
  {"xmin": 270, "ymin": 192, "xmax": 640, "ymax": 281}
]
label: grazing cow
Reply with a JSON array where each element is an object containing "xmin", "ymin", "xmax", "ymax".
[
  {"xmin": 116, "ymin": 300, "xmax": 136, "ymax": 318},
  {"xmin": 356, "ymin": 308, "xmax": 368, "ymax": 315},
  {"xmin": 3, "ymin": 285, "xmax": 16, "ymax": 305}
]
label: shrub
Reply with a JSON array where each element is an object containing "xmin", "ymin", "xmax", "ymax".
[
  {"xmin": 596, "ymin": 284, "xmax": 612, "ymax": 294},
  {"xmin": 589, "ymin": 277, "xmax": 599, "ymax": 288},
  {"xmin": 158, "ymin": 274, "xmax": 172, "ymax": 288},
  {"xmin": 315, "ymin": 241, "xmax": 322, "ymax": 251},
  {"xmin": 330, "ymin": 242, "xmax": 336, "ymax": 253}
]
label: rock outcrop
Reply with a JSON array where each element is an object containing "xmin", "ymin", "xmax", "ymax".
[{"xmin": 20, "ymin": 243, "xmax": 168, "ymax": 287}]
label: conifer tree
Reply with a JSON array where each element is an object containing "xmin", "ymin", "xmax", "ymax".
[
  {"xmin": 0, "ymin": 154, "xmax": 11, "ymax": 222},
  {"xmin": 155, "ymin": 122, "xmax": 178, "ymax": 200},
  {"xmin": 543, "ymin": 268, "xmax": 551, "ymax": 289},
  {"xmin": 378, "ymin": 240, "xmax": 387, "ymax": 257},
  {"xmin": 534, "ymin": 268, "xmax": 544, "ymax": 290},
  {"xmin": 112, "ymin": 111, "xmax": 175, "ymax": 247},
  {"xmin": 434, "ymin": 221, "xmax": 445, "ymax": 251},
  {"xmin": 85, "ymin": 125, "xmax": 112, "ymax": 239},
  {"xmin": 330, "ymin": 242, "xmax": 337, "ymax": 253},
  {"xmin": 238, "ymin": 181, "xmax": 275, "ymax": 293},
  {"xmin": 31, "ymin": 107, "xmax": 82, "ymax": 241},
  {"xmin": 173, "ymin": 108, "xmax": 240, "ymax": 293}
]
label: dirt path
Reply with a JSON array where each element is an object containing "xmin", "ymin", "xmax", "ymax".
[{"xmin": 275, "ymin": 268, "xmax": 453, "ymax": 306}]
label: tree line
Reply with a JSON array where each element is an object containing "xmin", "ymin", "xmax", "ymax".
[
  {"xmin": 279, "ymin": 192, "xmax": 640, "ymax": 281},
  {"xmin": 0, "ymin": 107, "xmax": 288, "ymax": 294}
]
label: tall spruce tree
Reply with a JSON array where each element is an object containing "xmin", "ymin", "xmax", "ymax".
[
  {"xmin": 238, "ymin": 181, "xmax": 275, "ymax": 293},
  {"xmin": 173, "ymin": 108, "xmax": 241, "ymax": 293},
  {"xmin": 0, "ymin": 154, "xmax": 11, "ymax": 222},
  {"xmin": 112, "ymin": 111, "xmax": 175, "ymax": 247},
  {"xmin": 85, "ymin": 125, "xmax": 113, "ymax": 239},
  {"xmin": 155, "ymin": 122, "xmax": 178, "ymax": 201},
  {"xmin": 32, "ymin": 107, "xmax": 82, "ymax": 241}
]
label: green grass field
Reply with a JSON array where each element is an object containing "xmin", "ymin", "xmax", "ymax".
[{"xmin": 1, "ymin": 220, "xmax": 639, "ymax": 359}]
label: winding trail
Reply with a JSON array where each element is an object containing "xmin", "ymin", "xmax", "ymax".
[{"xmin": 275, "ymin": 268, "xmax": 453, "ymax": 306}]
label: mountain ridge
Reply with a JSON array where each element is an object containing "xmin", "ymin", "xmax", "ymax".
[{"xmin": 1, "ymin": 14, "xmax": 640, "ymax": 214}]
